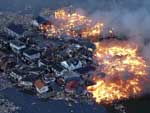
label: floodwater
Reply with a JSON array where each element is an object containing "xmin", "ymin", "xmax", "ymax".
[{"xmin": 1, "ymin": 88, "xmax": 106, "ymax": 113}]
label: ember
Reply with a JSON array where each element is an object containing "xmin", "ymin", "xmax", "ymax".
[
  {"xmin": 87, "ymin": 40, "xmax": 148, "ymax": 104},
  {"xmin": 40, "ymin": 9, "xmax": 104, "ymax": 40}
]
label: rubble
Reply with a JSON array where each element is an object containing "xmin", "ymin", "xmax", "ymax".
[
  {"xmin": 0, "ymin": 7, "xmax": 142, "ymax": 109},
  {"xmin": 0, "ymin": 8, "xmax": 97, "ymax": 106}
]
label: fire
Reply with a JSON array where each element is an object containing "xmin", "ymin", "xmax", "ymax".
[
  {"xmin": 40, "ymin": 9, "xmax": 104, "ymax": 40},
  {"xmin": 87, "ymin": 40, "xmax": 148, "ymax": 104},
  {"xmin": 40, "ymin": 8, "xmax": 148, "ymax": 104}
]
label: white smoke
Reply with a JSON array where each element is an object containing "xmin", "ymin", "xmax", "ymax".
[{"xmin": 83, "ymin": 1, "xmax": 150, "ymax": 60}]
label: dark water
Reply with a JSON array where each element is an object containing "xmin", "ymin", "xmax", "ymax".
[{"xmin": 1, "ymin": 88, "xmax": 106, "ymax": 113}]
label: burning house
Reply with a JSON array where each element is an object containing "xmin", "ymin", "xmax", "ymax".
[{"xmin": 39, "ymin": 8, "xmax": 104, "ymax": 40}]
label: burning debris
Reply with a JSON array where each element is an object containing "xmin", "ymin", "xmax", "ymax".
[
  {"xmin": 0, "ymin": 6, "xmax": 149, "ymax": 111},
  {"xmin": 87, "ymin": 40, "xmax": 148, "ymax": 104},
  {"xmin": 39, "ymin": 8, "xmax": 106, "ymax": 41}
]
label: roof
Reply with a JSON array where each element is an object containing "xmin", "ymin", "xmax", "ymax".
[
  {"xmin": 74, "ymin": 38, "xmax": 96, "ymax": 49},
  {"xmin": 11, "ymin": 69, "xmax": 27, "ymax": 76},
  {"xmin": 22, "ymin": 76, "xmax": 33, "ymax": 82},
  {"xmin": 63, "ymin": 71, "xmax": 80, "ymax": 80},
  {"xmin": 67, "ymin": 58, "xmax": 80, "ymax": 66},
  {"xmin": 75, "ymin": 65, "xmax": 96, "ymax": 74},
  {"xmin": 23, "ymin": 48, "xmax": 40, "ymax": 56},
  {"xmin": 35, "ymin": 16, "xmax": 48, "ymax": 24},
  {"xmin": 10, "ymin": 40, "xmax": 25, "ymax": 47},
  {"xmin": 0, "ymin": 35, "xmax": 13, "ymax": 42},
  {"xmin": 22, "ymin": 73, "xmax": 40, "ymax": 82},
  {"xmin": 29, "ymin": 67, "xmax": 46, "ymax": 75},
  {"xmin": 70, "ymin": 59, "xmax": 79, "ymax": 65},
  {"xmin": 52, "ymin": 64, "xmax": 65, "ymax": 72},
  {"xmin": 40, "ymin": 59, "xmax": 52, "ymax": 66},
  {"xmin": 7, "ymin": 24, "xmax": 25, "ymax": 35},
  {"xmin": 34, "ymin": 79, "xmax": 45, "ymax": 89}
]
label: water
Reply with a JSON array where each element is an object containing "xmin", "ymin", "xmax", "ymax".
[{"xmin": 1, "ymin": 88, "xmax": 106, "ymax": 113}]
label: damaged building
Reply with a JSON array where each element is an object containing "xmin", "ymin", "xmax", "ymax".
[{"xmin": 4, "ymin": 23, "xmax": 26, "ymax": 38}]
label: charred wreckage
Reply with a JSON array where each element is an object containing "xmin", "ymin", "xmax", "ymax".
[{"xmin": 0, "ymin": 7, "xmax": 149, "ymax": 105}]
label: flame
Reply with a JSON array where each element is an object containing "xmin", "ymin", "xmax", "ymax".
[
  {"xmin": 87, "ymin": 40, "xmax": 148, "ymax": 104},
  {"xmin": 40, "ymin": 9, "xmax": 104, "ymax": 40},
  {"xmin": 39, "ymin": 8, "xmax": 148, "ymax": 104}
]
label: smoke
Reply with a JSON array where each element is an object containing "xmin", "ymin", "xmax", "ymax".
[
  {"xmin": 79, "ymin": 0, "xmax": 150, "ymax": 95},
  {"xmin": 142, "ymin": 43, "xmax": 150, "ymax": 59},
  {"xmin": 1, "ymin": 0, "xmax": 149, "ymax": 95},
  {"xmin": 70, "ymin": 0, "xmax": 150, "ymax": 60},
  {"xmin": 81, "ymin": 0, "xmax": 150, "ymax": 58}
]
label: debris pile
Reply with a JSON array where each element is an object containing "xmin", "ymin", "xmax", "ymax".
[{"xmin": 0, "ymin": 7, "xmax": 149, "ymax": 110}]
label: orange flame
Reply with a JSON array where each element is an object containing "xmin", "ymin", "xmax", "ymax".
[
  {"xmin": 40, "ymin": 8, "xmax": 148, "ymax": 104},
  {"xmin": 87, "ymin": 40, "xmax": 148, "ymax": 104},
  {"xmin": 40, "ymin": 9, "xmax": 104, "ymax": 40}
]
